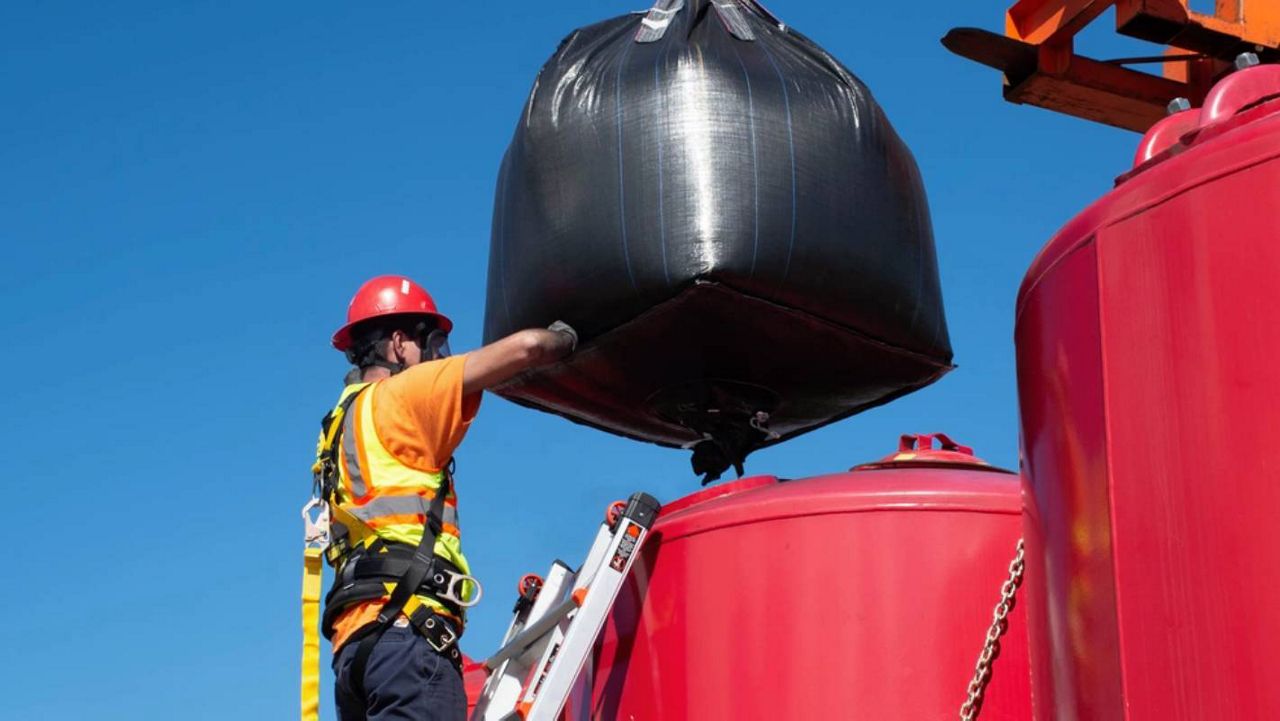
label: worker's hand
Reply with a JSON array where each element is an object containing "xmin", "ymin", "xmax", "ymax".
[{"xmin": 547, "ymin": 320, "xmax": 578, "ymax": 353}]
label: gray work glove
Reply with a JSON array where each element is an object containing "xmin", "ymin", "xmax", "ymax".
[{"xmin": 547, "ymin": 320, "xmax": 579, "ymax": 352}]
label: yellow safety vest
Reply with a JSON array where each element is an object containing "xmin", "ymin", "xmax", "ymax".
[{"xmin": 324, "ymin": 381, "xmax": 471, "ymax": 623}]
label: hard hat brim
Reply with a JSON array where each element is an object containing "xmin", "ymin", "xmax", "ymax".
[{"xmin": 332, "ymin": 311, "xmax": 455, "ymax": 351}]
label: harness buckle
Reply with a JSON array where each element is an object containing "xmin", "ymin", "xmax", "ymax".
[
  {"xmin": 420, "ymin": 614, "xmax": 460, "ymax": 653},
  {"xmin": 302, "ymin": 498, "xmax": 331, "ymax": 551},
  {"xmin": 430, "ymin": 566, "xmax": 484, "ymax": 608}
]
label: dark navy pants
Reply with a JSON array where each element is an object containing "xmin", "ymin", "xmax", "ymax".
[{"xmin": 333, "ymin": 623, "xmax": 466, "ymax": 721}]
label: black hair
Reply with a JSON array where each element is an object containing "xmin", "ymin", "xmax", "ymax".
[{"xmin": 345, "ymin": 314, "xmax": 440, "ymax": 370}]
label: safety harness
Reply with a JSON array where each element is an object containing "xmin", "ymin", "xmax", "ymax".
[{"xmin": 301, "ymin": 384, "xmax": 474, "ymax": 721}]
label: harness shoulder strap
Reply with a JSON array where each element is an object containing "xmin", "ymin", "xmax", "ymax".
[{"xmin": 314, "ymin": 383, "xmax": 371, "ymax": 501}]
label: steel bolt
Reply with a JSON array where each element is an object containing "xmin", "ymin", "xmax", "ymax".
[
  {"xmin": 1235, "ymin": 52, "xmax": 1261, "ymax": 70},
  {"xmin": 1167, "ymin": 97, "xmax": 1192, "ymax": 114}
]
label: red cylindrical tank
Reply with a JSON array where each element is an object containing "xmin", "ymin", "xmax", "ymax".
[
  {"xmin": 573, "ymin": 434, "xmax": 1029, "ymax": 720},
  {"xmin": 1016, "ymin": 65, "xmax": 1280, "ymax": 720}
]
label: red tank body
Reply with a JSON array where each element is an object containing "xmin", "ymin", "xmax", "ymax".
[
  {"xmin": 1016, "ymin": 65, "xmax": 1280, "ymax": 720},
  {"xmin": 564, "ymin": 435, "xmax": 1030, "ymax": 720}
]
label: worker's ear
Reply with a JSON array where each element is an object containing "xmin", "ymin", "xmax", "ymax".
[{"xmin": 388, "ymin": 329, "xmax": 410, "ymax": 364}]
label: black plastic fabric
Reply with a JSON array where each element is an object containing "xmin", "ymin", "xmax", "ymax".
[{"xmin": 484, "ymin": 0, "xmax": 952, "ymax": 476}]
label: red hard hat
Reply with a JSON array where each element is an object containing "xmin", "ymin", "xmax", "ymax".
[{"xmin": 332, "ymin": 275, "xmax": 454, "ymax": 351}]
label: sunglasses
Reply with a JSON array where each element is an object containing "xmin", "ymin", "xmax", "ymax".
[{"xmin": 420, "ymin": 328, "xmax": 451, "ymax": 360}]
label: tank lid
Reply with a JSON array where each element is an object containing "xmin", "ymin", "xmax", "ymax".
[
  {"xmin": 853, "ymin": 433, "xmax": 1012, "ymax": 473},
  {"xmin": 1127, "ymin": 62, "xmax": 1280, "ymax": 176}
]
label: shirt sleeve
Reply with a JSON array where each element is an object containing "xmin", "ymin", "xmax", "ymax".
[{"xmin": 372, "ymin": 354, "xmax": 483, "ymax": 473}]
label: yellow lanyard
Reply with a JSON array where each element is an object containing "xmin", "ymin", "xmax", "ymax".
[
  {"xmin": 301, "ymin": 546, "xmax": 324, "ymax": 721},
  {"xmin": 301, "ymin": 499, "xmax": 330, "ymax": 721}
]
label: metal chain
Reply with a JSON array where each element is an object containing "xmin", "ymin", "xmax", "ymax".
[{"xmin": 959, "ymin": 538, "xmax": 1026, "ymax": 721}]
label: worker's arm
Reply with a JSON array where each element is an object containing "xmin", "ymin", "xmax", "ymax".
[{"xmin": 461, "ymin": 324, "xmax": 576, "ymax": 396}]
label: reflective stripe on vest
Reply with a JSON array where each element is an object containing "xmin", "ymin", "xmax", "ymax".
[
  {"xmin": 340, "ymin": 401, "xmax": 368, "ymax": 499},
  {"xmin": 344, "ymin": 492, "xmax": 459, "ymax": 533}
]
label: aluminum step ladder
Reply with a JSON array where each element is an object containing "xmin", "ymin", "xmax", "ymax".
[{"xmin": 470, "ymin": 492, "xmax": 661, "ymax": 721}]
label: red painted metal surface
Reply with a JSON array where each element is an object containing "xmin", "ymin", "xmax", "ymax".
[
  {"xmin": 1200, "ymin": 64, "xmax": 1280, "ymax": 125},
  {"xmin": 1131, "ymin": 111, "xmax": 1197, "ymax": 168},
  {"xmin": 1017, "ymin": 65, "xmax": 1280, "ymax": 720},
  {"xmin": 569, "ymin": 439, "xmax": 1029, "ymax": 720},
  {"xmin": 855, "ymin": 432, "xmax": 999, "ymax": 471},
  {"xmin": 463, "ymin": 655, "xmax": 490, "ymax": 716}
]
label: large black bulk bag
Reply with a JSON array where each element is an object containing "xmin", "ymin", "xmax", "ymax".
[{"xmin": 484, "ymin": 0, "xmax": 952, "ymax": 480}]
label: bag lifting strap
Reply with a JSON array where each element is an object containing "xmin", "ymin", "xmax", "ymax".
[{"xmin": 346, "ymin": 464, "xmax": 453, "ymax": 700}]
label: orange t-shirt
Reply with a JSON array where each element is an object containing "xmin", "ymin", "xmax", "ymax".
[{"xmin": 330, "ymin": 354, "xmax": 482, "ymax": 650}]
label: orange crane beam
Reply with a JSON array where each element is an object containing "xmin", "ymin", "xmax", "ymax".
[
  {"xmin": 1006, "ymin": 0, "xmax": 1113, "ymax": 44},
  {"xmin": 945, "ymin": 0, "xmax": 1279, "ymax": 131},
  {"xmin": 1116, "ymin": 0, "xmax": 1280, "ymax": 54}
]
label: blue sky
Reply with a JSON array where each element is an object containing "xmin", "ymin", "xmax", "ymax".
[{"xmin": 1, "ymin": 2, "xmax": 1159, "ymax": 718}]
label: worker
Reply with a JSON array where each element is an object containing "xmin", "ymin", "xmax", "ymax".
[{"xmin": 314, "ymin": 275, "xmax": 577, "ymax": 721}]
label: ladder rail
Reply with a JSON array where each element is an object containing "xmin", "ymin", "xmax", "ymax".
[
  {"xmin": 473, "ymin": 562, "xmax": 575, "ymax": 721},
  {"xmin": 483, "ymin": 521, "xmax": 615, "ymax": 669},
  {"xmin": 469, "ymin": 492, "xmax": 661, "ymax": 721},
  {"xmin": 568, "ymin": 521, "xmax": 617, "ymax": 590},
  {"xmin": 517, "ymin": 513, "xmax": 655, "ymax": 721}
]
